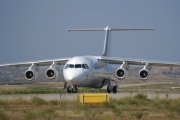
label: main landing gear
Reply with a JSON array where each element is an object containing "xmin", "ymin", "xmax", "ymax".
[
  {"xmin": 67, "ymin": 85, "xmax": 78, "ymax": 93},
  {"xmin": 107, "ymin": 80, "xmax": 117, "ymax": 93}
]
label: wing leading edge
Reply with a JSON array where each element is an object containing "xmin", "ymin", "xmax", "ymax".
[
  {"xmin": 0, "ymin": 58, "xmax": 70, "ymax": 67},
  {"xmin": 100, "ymin": 56, "xmax": 180, "ymax": 69}
]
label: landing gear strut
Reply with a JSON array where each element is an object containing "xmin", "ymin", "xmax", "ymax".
[
  {"xmin": 67, "ymin": 86, "xmax": 78, "ymax": 93},
  {"xmin": 64, "ymin": 82, "xmax": 67, "ymax": 89},
  {"xmin": 107, "ymin": 80, "xmax": 117, "ymax": 93}
]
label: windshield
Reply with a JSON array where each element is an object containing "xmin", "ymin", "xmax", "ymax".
[
  {"xmin": 69, "ymin": 64, "xmax": 74, "ymax": 68},
  {"xmin": 82, "ymin": 64, "xmax": 86, "ymax": 69},
  {"xmin": 75, "ymin": 64, "xmax": 81, "ymax": 68},
  {"xmin": 64, "ymin": 64, "xmax": 89, "ymax": 69}
]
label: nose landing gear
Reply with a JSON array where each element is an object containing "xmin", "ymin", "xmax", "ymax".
[{"xmin": 67, "ymin": 86, "xmax": 78, "ymax": 93}]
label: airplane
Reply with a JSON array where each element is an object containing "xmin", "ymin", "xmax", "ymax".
[{"xmin": 0, "ymin": 26, "xmax": 180, "ymax": 93}]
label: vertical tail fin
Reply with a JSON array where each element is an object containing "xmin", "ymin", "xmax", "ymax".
[
  {"xmin": 102, "ymin": 26, "xmax": 112, "ymax": 56},
  {"xmin": 68, "ymin": 26, "xmax": 154, "ymax": 57}
]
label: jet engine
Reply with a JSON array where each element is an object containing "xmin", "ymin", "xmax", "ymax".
[
  {"xmin": 46, "ymin": 62, "xmax": 60, "ymax": 80},
  {"xmin": 25, "ymin": 64, "xmax": 39, "ymax": 81},
  {"xmin": 116, "ymin": 68, "xmax": 128, "ymax": 79},
  {"xmin": 115, "ymin": 62, "xmax": 129, "ymax": 80},
  {"xmin": 139, "ymin": 69, "xmax": 150, "ymax": 80},
  {"xmin": 139, "ymin": 63, "xmax": 152, "ymax": 80}
]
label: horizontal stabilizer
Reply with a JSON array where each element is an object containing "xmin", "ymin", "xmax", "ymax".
[
  {"xmin": 68, "ymin": 27, "xmax": 154, "ymax": 32},
  {"xmin": 67, "ymin": 29, "xmax": 104, "ymax": 32},
  {"xmin": 68, "ymin": 26, "xmax": 154, "ymax": 57}
]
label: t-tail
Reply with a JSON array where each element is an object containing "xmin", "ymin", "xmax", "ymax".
[{"xmin": 68, "ymin": 26, "xmax": 154, "ymax": 57}]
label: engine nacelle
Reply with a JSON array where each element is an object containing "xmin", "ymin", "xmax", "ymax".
[
  {"xmin": 25, "ymin": 64, "xmax": 39, "ymax": 81},
  {"xmin": 46, "ymin": 68, "xmax": 59, "ymax": 80},
  {"xmin": 116, "ymin": 62, "xmax": 129, "ymax": 80},
  {"xmin": 139, "ymin": 69, "xmax": 150, "ymax": 80},
  {"xmin": 46, "ymin": 62, "xmax": 60, "ymax": 80},
  {"xmin": 116, "ymin": 68, "xmax": 128, "ymax": 80}
]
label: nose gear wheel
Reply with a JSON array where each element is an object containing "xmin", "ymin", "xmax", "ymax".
[{"xmin": 67, "ymin": 86, "xmax": 78, "ymax": 93}]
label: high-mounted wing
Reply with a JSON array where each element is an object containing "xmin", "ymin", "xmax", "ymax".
[
  {"xmin": 0, "ymin": 58, "xmax": 70, "ymax": 81},
  {"xmin": 100, "ymin": 56, "xmax": 180, "ymax": 80},
  {"xmin": 0, "ymin": 58, "xmax": 70, "ymax": 67},
  {"xmin": 100, "ymin": 56, "xmax": 180, "ymax": 66}
]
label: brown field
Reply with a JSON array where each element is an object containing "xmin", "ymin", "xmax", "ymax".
[
  {"xmin": 0, "ymin": 93, "xmax": 180, "ymax": 120},
  {"xmin": 0, "ymin": 81, "xmax": 180, "ymax": 120}
]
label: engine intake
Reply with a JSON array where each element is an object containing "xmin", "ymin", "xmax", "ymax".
[
  {"xmin": 25, "ymin": 71, "xmax": 34, "ymax": 80},
  {"xmin": 25, "ymin": 64, "xmax": 39, "ymax": 81},
  {"xmin": 115, "ymin": 62, "xmax": 129, "ymax": 80},
  {"xmin": 116, "ymin": 68, "xmax": 127, "ymax": 80},
  {"xmin": 46, "ymin": 62, "xmax": 59, "ymax": 80},
  {"xmin": 139, "ymin": 69, "xmax": 150, "ymax": 80},
  {"xmin": 46, "ymin": 68, "xmax": 59, "ymax": 80},
  {"xmin": 46, "ymin": 69, "xmax": 55, "ymax": 78}
]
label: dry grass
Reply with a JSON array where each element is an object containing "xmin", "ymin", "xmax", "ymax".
[{"xmin": 0, "ymin": 93, "xmax": 180, "ymax": 120}]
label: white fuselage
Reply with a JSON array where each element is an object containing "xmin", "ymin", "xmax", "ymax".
[{"xmin": 63, "ymin": 56, "xmax": 113, "ymax": 88}]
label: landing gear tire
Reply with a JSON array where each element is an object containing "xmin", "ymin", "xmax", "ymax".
[
  {"xmin": 107, "ymin": 86, "xmax": 111, "ymax": 93},
  {"xmin": 74, "ymin": 87, "xmax": 78, "ymax": 93},
  {"xmin": 67, "ymin": 86, "xmax": 78, "ymax": 93},
  {"xmin": 113, "ymin": 86, "xmax": 117, "ymax": 93},
  {"xmin": 67, "ymin": 86, "xmax": 71, "ymax": 93}
]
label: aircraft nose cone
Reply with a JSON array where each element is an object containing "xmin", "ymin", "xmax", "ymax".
[
  {"xmin": 65, "ymin": 74, "xmax": 77, "ymax": 81},
  {"xmin": 64, "ymin": 72, "xmax": 82, "ymax": 85}
]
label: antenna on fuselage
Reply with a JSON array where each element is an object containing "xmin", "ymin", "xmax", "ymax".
[{"xmin": 67, "ymin": 26, "xmax": 154, "ymax": 57}]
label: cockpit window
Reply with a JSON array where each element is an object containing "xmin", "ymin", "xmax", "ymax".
[
  {"xmin": 82, "ymin": 64, "xmax": 86, "ymax": 69},
  {"xmin": 64, "ymin": 64, "xmax": 89, "ymax": 69},
  {"xmin": 64, "ymin": 64, "xmax": 69, "ymax": 69},
  {"xmin": 85, "ymin": 64, "xmax": 89, "ymax": 69},
  {"xmin": 75, "ymin": 64, "xmax": 81, "ymax": 68},
  {"xmin": 69, "ymin": 64, "xmax": 74, "ymax": 68}
]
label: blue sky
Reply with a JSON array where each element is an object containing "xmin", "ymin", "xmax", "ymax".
[{"xmin": 0, "ymin": 0, "xmax": 180, "ymax": 64}]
